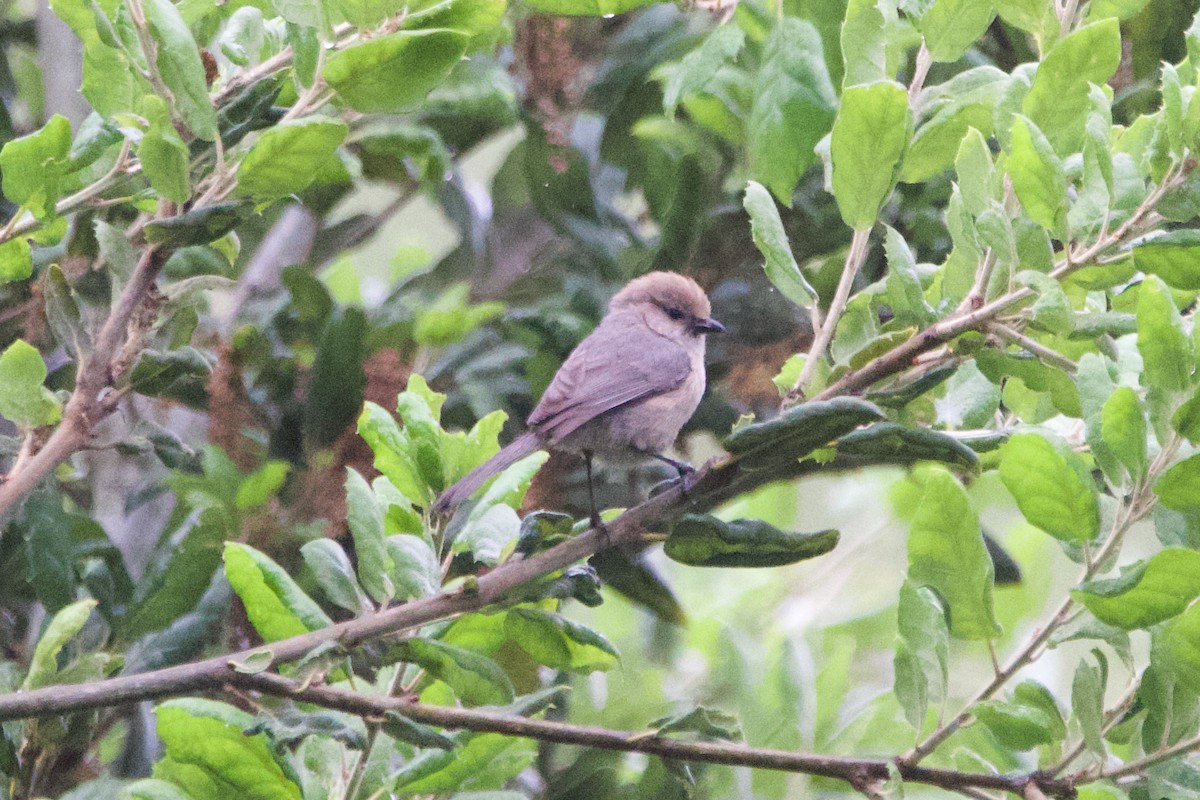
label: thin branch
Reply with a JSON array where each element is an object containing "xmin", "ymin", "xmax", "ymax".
[
  {"xmin": 231, "ymin": 671, "xmax": 1078, "ymax": 799},
  {"xmin": 908, "ymin": 42, "xmax": 932, "ymax": 105},
  {"xmin": 989, "ymin": 323, "xmax": 1078, "ymax": 373},
  {"xmin": 788, "ymin": 227, "xmax": 872, "ymax": 402}
]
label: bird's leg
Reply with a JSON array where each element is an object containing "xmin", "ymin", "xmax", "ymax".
[
  {"xmin": 582, "ymin": 450, "xmax": 607, "ymax": 537},
  {"xmin": 650, "ymin": 452, "xmax": 696, "ymax": 481}
]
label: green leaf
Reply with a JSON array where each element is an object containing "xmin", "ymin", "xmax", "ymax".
[
  {"xmin": 140, "ymin": 124, "xmax": 191, "ymax": 203},
  {"xmin": 724, "ymin": 397, "xmax": 884, "ymax": 458},
  {"xmin": 345, "ymin": 468, "xmax": 394, "ymax": 604},
  {"xmin": 22, "ymin": 599, "xmax": 97, "ymax": 689},
  {"xmin": 463, "ymin": 452, "xmax": 549, "ymax": 525},
  {"xmin": 664, "ymin": 514, "xmax": 839, "ymax": 568},
  {"xmin": 934, "ymin": 361, "xmax": 1000, "ymax": 429},
  {"xmin": 744, "ymin": 180, "xmax": 817, "ymax": 308},
  {"xmin": 841, "ymin": 0, "xmax": 887, "ymax": 87},
  {"xmin": 43, "ymin": 264, "xmax": 87, "ymax": 355},
  {"xmin": 659, "ymin": 25, "xmax": 744, "ymax": 118},
  {"xmin": 392, "ymin": 638, "xmax": 515, "ymax": 706},
  {"xmin": 954, "ymin": 127, "xmax": 994, "ymax": 216},
  {"xmin": 649, "ymin": 707, "xmax": 743, "ymax": 740},
  {"xmin": 0, "ymin": 114, "xmax": 71, "ymax": 219},
  {"xmin": 392, "ymin": 732, "xmax": 534, "ymax": 793},
  {"xmin": 748, "ymin": 18, "xmax": 837, "ymax": 204},
  {"xmin": 235, "ymin": 461, "xmax": 290, "ymax": 510},
  {"xmin": 883, "ymin": 224, "xmax": 936, "ymax": 325},
  {"xmin": 120, "ymin": 509, "xmax": 229, "ymax": 639},
  {"xmin": 999, "ymin": 433, "xmax": 1100, "ymax": 543},
  {"xmin": 1160, "ymin": 603, "xmax": 1200, "ymax": 694},
  {"xmin": 1138, "ymin": 275, "xmax": 1194, "ymax": 392},
  {"xmin": 1134, "ymin": 229, "xmax": 1200, "ymax": 290},
  {"xmin": 833, "ymin": 422, "xmax": 980, "ymax": 471},
  {"xmin": 1156, "ymin": 454, "xmax": 1200, "ymax": 511},
  {"xmin": 154, "ymin": 699, "xmax": 302, "ymax": 799},
  {"xmin": 1007, "ymin": 115, "xmax": 1067, "ymax": 236},
  {"xmin": 1100, "ymin": 386, "xmax": 1147, "ymax": 479},
  {"xmin": 129, "ymin": 347, "xmax": 213, "ymax": 407},
  {"xmin": 914, "ymin": 0, "xmax": 996, "ymax": 62},
  {"xmin": 143, "ymin": 202, "xmax": 250, "ymax": 247},
  {"xmin": 0, "ymin": 238, "xmax": 31, "ymax": 283},
  {"xmin": 21, "ymin": 489, "xmax": 76, "ymax": 612},
  {"xmin": 300, "ymin": 538, "xmax": 367, "ymax": 614},
  {"xmin": 142, "ymin": 0, "xmax": 218, "ymax": 139},
  {"xmin": 454, "ymin": 503, "xmax": 520, "ymax": 566},
  {"xmin": 974, "ymin": 680, "xmax": 1066, "ymax": 750},
  {"xmin": 358, "ymin": 402, "xmax": 426, "ymax": 503},
  {"xmin": 304, "ymin": 307, "xmax": 367, "ymax": 448},
  {"xmin": 324, "ymin": 29, "xmax": 467, "ymax": 113},
  {"xmin": 386, "ymin": 534, "xmax": 441, "ymax": 600},
  {"xmin": 223, "ymin": 542, "xmax": 331, "ymax": 642},
  {"xmin": 1072, "ymin": 657, "xmax": 1107, "ymax": 757},
  {"xmin": 894, "ymin": 581, "xmax": 949, "ymax": 732},
  {"xmin": 0, "ymin": 339, "xmax": 59, "ymax": 428},
  {"xmin": 1022, "ymin": 18, "xmax": 1121, "ymax": 156},
  {"xmin": 505, "ymin": 608, "xmax": 619, "ymax": 672},
  {"xmin": 831, "ymin": 81, "xmax": 913, "ymax": 229},
  {"xmin": 236, "ymin": 118, "xmax": 348, "ymax": 202},
  {"xmin": 907, "ymin": 467, "xmax": 999, "ymax": 640},
  {"xmin": 1074, "ymin": 549, "xmax": 1200, "ymax": 629},
  {"xmin": 1174, "ymin": 388, "xmax": 1200, "ymax": 443}
]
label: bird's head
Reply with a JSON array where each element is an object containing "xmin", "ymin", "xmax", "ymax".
[{"xmin": 609, "ymin": 272, "xmax": 725, "ymax": 338}]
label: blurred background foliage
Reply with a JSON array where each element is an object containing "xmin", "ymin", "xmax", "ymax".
[{"xmin": 0, "ymin": 0, "xmax": 1198, "ymax": 795}]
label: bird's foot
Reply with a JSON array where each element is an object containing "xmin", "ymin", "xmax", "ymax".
[{"xmin": 590, "ymin": 513, "xmax": 612, "ymax": 547}]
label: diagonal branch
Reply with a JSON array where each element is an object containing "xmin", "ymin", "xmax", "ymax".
[{"xmin": 231, "ymin": 671, "xmax": 1078, "ymax": 799}]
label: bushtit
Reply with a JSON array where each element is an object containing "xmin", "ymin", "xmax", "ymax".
[{"xmin": 435, "ymin": 271, "xmax": 724, "ymax": 523}]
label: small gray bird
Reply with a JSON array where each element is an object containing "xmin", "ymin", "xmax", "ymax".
[{"xmin": 434, "ymin": 271, "xmax": 724, "ymax": 524}]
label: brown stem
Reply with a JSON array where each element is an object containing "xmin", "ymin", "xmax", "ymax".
[{"xmin": 232, "ymin": 672, "xmax": 1078, "ymax": 799}]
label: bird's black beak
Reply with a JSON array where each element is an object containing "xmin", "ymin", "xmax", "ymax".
[{"xmin": 693, "ymin": 317, "xmax": 725, "ymax": 334}]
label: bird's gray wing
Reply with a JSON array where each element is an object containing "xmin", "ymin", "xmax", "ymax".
[{"xmin": 527, "ymin": 315, "xmax": 691, "ymax": 442}]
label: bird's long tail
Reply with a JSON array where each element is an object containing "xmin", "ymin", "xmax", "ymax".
[{"xmin": 434, "ymin": 430, "xmax": 543, "ymax": 513}]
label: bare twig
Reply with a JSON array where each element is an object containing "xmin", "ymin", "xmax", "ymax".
[
  {"xmin": 788, "ymin": 227, "xmax": 872, "ymax": 402},
  {"xmin": 989, "ymin": 323, "xmax": 1078, "ymax": 373}
]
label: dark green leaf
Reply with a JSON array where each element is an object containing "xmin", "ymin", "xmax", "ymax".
[
  {"xmin": 143, "ymin": 202, "xmax": 251, "ymax": 247},
  {"xmin": 664, "ymin": 514, "xmax": 839, "ymax": 568},
  {"xmin": 723, "ymin": 397, "xmax": 884, "ymax": 458},
  {"xmin": 382, "ymin": 711, "xmax": 456, "ymax": 749},
  {"xmin": 304, "ymin": 308, "xmax": 367, "ymax": 448},
  {"xmin": 300, "ymin": 538, "xmax": 367, "ymax": 614}
]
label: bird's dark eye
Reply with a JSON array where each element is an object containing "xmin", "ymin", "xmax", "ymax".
[{"xmin": 666, "ymin": 307, "xmax": 684, "ymax": 321}]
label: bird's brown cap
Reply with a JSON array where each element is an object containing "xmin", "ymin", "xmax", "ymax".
[{"xmin": 608, "ymin": 271, "xmax": 711, "ymax": 319}]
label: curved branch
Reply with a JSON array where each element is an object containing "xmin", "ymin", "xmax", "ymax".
[{"xmin": 233, "ymin": 671, "xmax": 1077, "ymax": 799}]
